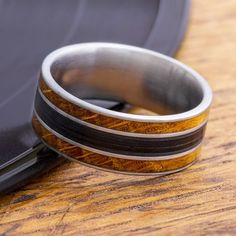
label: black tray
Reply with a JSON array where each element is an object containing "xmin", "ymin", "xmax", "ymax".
[{"xmin": 0, "ymin": 0, "xmax": 190, "ymax": 195}]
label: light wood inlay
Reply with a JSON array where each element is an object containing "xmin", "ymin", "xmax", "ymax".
[{"xmin": 39, "ymin": 79, "xmax": 209, "ymax": 134}]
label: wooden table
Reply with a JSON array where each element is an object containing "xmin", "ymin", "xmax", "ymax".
[{"xmin": 1, "ymin": 1, "xmax": 236, "ymax": 235}]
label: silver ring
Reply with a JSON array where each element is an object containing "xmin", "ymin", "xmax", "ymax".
[{"xmin": 32, "ymin": 42, "xmax": 212, "ymax": 175}]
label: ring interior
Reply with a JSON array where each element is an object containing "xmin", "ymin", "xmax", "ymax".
[{"xmin": 50, "ymin": 47, "xmax": 204, "ymax": 115}]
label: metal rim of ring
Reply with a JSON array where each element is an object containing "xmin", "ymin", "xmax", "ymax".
[{"xmin": 41, "ymin": 43, "xmax": 212, "ymax": 122}]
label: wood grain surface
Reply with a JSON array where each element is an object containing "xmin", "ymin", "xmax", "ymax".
[{"xmin": 1, "ymin": 1, "xmax": 236, "ymax": 235}]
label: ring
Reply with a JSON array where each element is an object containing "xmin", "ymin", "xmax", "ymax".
[{"xmin": 32, "ymin": 43, "xmax": 212, "ymax": 175}]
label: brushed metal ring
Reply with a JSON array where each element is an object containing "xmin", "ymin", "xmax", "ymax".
[{"xmin": 32, "ymin": 43, "xmax": 212, "ymax": 175}]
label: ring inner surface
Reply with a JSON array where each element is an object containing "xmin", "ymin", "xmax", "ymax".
[{"xmin": 50, "ymin": 48, "xmax": 204, "ymax": 115}]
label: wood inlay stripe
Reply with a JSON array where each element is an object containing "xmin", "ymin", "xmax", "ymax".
[
  {"xmin": 39, "ymin": 78, "xmax": 209, "ymax": 134},
  {"xmin": 35, "ymin": 90, "xmax": 205, "ymax": 157}
]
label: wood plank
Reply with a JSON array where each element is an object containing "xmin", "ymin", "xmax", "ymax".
[{"xmin": 1, "ymin": 1, "xmax": 236, "ymax": 235}]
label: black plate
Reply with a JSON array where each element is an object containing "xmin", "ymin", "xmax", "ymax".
[{"xmin": 0, "ymin": 0, "xmax": 190, "ymax": 195}]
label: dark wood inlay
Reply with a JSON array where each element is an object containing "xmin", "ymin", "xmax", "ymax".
[{"xmin": 35, "ymin": 90, "xmax": 205, "ymax": 157}]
